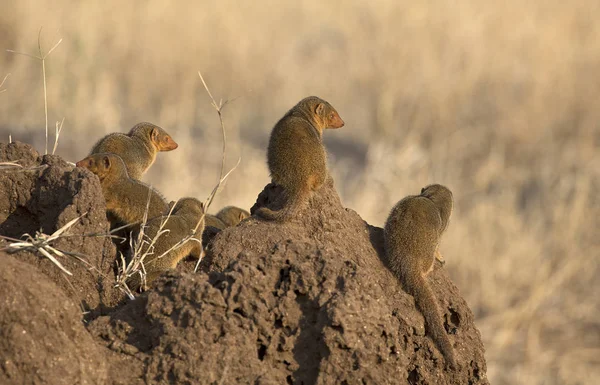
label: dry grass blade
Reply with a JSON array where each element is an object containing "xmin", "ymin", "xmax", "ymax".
[
  {"xmin": 0, "ymin": 213, "xmax": 88, "ymax": 276},
  {"xmin": 6, "ymin": 28, "xmax": 63, "ymax": 155},
  {"xmin": 52, "ymin": 117, "xmax": 65, "ymax": 155},
  {"xmin": 0, "ymin": 73, "xmax": 9, "ymax": 93},
  {"xmin": 0, "ymin": 161, "xmax": 24, "ymax": 169}
]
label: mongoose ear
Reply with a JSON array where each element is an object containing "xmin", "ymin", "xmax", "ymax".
[
  {"xmin": 102, "ymin": 156, "xmax": 111, "ymax": 169},
  {"xmin": 151, "ymin": 127, "xmax": 159, "ymax": 142},
  {"xmin": 315, "ymin": 103, "xmax": 325, "ymax": 116}
]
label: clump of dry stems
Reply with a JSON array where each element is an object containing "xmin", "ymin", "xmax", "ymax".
[
  {"xmin": 114, "ymin": 71, "xmax": 240, "ymax": 298},
  {"xmin": 0, "ymin": 214, "xmax": 93, "ymax": 275}
]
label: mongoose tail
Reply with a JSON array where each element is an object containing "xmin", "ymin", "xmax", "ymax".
[
  {"xmin": 254, "ymin": 185, "xmax": 309, "ymax": 222},
  {"xmin": 402, "ymin": 262, "xmax": 457, "ymax": 368}
]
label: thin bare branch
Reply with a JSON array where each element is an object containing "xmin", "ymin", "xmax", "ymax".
[{"xmin": 197, "ymin": 71, "xmax": 239, "ymax": 212}]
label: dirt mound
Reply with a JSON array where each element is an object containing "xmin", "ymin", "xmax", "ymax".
[
  {"xmin": 0, "ymin": 141, "xmax": 123, "ymax": 312},
  {"xmin": 0, "ymin": 142, "xmax": 488, "ymax": 383},
  {"xmin": 89, "ymin": 178, "xmax": 489, "ymax": 384},
  {"xmin": 0, "ymin": 254, "xmax": 108, "ymax": 385}
]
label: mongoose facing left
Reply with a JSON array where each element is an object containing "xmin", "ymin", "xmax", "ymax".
[
  {"xmin": 76, "ymin": 153, "xmax": 169, "ymax": 227},
  {"xmin": 383, "ymin": 184, "xmax": 457, "ymax": 368},
  {"xmin": 89, "ymin": 122, "xmax": 178, "ymax": 180},
  {"xmin": 129, "ymin": 197, "xmax": 205, "ymax": 291},
  {"xmin": 255, "ymin": 96, "xmax": 344, "ymax": 222}
]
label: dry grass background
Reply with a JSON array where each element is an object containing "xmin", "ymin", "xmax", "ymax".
[{"xmin": 1, "ymin": 0, "xmax": 599, "ymax": 383}]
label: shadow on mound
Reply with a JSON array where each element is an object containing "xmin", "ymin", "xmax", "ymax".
[
  {"xmin": 0, "ymin": 141, "xmax": 123, "ymax": 312},
  {"xmin": 89, "ymin": 177, "xmax": 489, "ymax": 384},
  {"xmin": 0, "ymin": 255, "xmax": 108, "ymax": 385}
]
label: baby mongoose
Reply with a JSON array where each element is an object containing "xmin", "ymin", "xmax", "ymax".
[
  {"xmin": 383, "ymin": 184, "xmax": 457, "ymax": 368},
  {"xmin": 216, "ymin": 206, "xmax": 250, "ymax": 227},
  {"xmin": 89, "ymin": 122, "xmax": 178, "ymax": 180},
  {"xmin": 255, "ymin": 96, "xmax": 344, "ymax": 222},
  {"xmin": 129, "ymin": 197, "xmax": 205, "ymax": 290},
  {"xmin": 76, "ymin": 153, "xmax": 169, "ymax": 227},
  {"xmin": 204, "ymin": 214, "xmax": 228, "ymax": 230},
  {"xmin": 204, "ymin": 206, "xmax": 250, "ymax": 230}
]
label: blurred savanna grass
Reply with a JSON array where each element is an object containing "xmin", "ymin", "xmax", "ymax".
[{"xmin": 1, "ymin": 0, "xmax": 599, "ymax": 383}]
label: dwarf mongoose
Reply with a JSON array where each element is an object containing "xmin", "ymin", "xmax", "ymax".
[
  {"xmin": 383, "ymin": 184, "xmax": 457, "ymax": 368},
  {"xmin": 76, "ymin": 153, "xmax": 169, "ymax": 227},
  {"xmin": 129, "ymin": 197, "xmax": 205, "ymax": 290},
  {"xmin": 89, "ymin": 122, "xmax": 178, "ymax": 180},
  {"xmin": 216, "ymin": 206, "xmax": 250, "ymax": 227},
  {"xmin": 255, "ymin": 96, "xmax": 344, "ymax": 222},
  {"xmin": 205, "ymin": 214, "xmax": 227, "ymax": 230}
]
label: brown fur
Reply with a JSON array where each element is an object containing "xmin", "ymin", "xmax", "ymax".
[
  {"xmin": 129, "ymin": 197, "xmax": 205, "ymax": 290},
  {"xmin": 383, "ymin": 184, "xmax": 457, "ymax": 368},
  {"xmin": 205, "ymin": 214, "xmax": 227, "ymax": 230},
  {"xmin": 76, "ymin": 153, "xmax": 169, "ymax": 227},
  {"xmin": 216, "ymin": 206, "xmax": 250, "ymax": 227},
  {"xmin": 255, "ymin": 96, "xmax": 344, "ymax": 222},
  {"xmin": 89, "ymin": 122, "xmax": 178, "ymax": 180}
]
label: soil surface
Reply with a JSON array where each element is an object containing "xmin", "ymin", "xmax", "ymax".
[{"xmin": 0, "ymin": 141, "xmax": 488, "ymax": 384}]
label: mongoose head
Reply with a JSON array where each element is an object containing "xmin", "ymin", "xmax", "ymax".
[
  {"xmin": 76, "ymin": 153, "xmax": 128, "ymax": 182},
  {"xmin": 129, "ymin": 122, "xmax": 178, "ymax": 152},
  {"xmin": 216, "ymin": 206, "xmax": 251, "ymax": 227},
  {"xmin": 298, "ymin": 96, "xmax": 345, "ymax": 130},
  {"xmin": 420, "ymin": 184, "xmax": 453, "ymax": 233}
]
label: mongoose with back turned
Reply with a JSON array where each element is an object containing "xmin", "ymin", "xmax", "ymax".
[
  {"xmin": 89, "ymin": 122, "xmax": 178, "ymax": 180},
  {"xmin": 383, "ymin": 184, "xmax": 457, "ymax": 368},
  {"xmin": 128, "ymin": 197, "xmax": 205, "ymax": 291},
  {"xmin": 76, "ymin": 153, "xmax": 169, "ymax": 227},
  {"xmin": 254, "ymin": 96, "xmax": 344, "ymax": 222}
]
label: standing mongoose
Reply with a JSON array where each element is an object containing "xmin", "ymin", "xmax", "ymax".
[
  {"xmin": 76, "ymin": 153, "xmax": 169, "ymax": 227},
  {"xmin": 383, "ymin": 184, "xmax": 457, "ymax": 368},
  {"xmin": 254, "ymin": 96, "xmax": 344, "ymax": 222},
  {"xmin": 216, "ymin": 206, "xmax": 250, "ymax": 227},
  {"xmin": 89, "ymin": 122, "xmax": 178, "ymax": 180},
  {"xmin": 129, "ymin": 197, "xmax": 205, "ymax": 290}
]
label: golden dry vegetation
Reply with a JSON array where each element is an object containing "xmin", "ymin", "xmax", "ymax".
[{"xmin": 1, "ymin": 1, "xmax": 599, "ymax": 383}]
